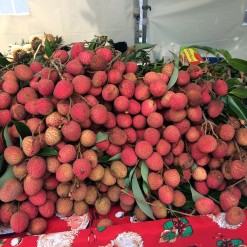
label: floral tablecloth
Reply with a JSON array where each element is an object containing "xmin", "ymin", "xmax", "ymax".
[{"xmin": 1, "ymin": 207, "xmax": 246, "ymax": 247}]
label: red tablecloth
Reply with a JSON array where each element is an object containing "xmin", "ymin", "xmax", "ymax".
[{"xmin": 1, "ymin": 207, "xmax": 247, "ymax": 247}]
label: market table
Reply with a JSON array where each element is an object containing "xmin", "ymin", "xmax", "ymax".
[{"xmin": 0, "ymin": 206, "xmax": 246, "ymax": 247}]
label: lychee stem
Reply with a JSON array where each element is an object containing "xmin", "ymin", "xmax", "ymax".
[
  {"xmin": 50, "ymin": 59, "xmax": 64, "ymax": 80},
  {"xmin": 233, "ymin": 140, "xmax": 243, "ymax": 162},
  {"xmin": 107, "ymin": 50, "xmax": 122, "ymax": 69},
  {"xmin": 120, "ymin": 189, "xmax": 194, "ymax": 217},
  {"xmin": 33, "ymin": 43, "xmax": 42, "ymax": 61},
  {"xmin": 202, "ymin": 113, "xmax": 218, "ymax": 138},
  {"xmin": 228, "ymin": 177, "xmax": 247, "ymax": 188}
]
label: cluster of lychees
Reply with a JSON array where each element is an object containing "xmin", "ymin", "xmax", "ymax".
[{"xmin": 0, "ymin": 42, "xmax": 246, "ymax": 234}]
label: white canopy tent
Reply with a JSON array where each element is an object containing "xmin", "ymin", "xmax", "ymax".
[{"xmin": 0, "ymin": 0, "xmax": 247, "ymax": 59}]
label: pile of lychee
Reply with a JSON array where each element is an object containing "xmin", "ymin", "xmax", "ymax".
[{"xmin": 0, "ymin": 42, "xmax": 246, "ymax": 235}]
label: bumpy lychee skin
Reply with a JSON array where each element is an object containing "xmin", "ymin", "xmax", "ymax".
[
  {"xmin": 65, "ymin": 58, "xmax": 84, "ymax": 76},
  {"xmin": 90, "ymin": 54, "xmax": 108, "ymax": 71},
  {"xmin": 45, "ymin": 126, "xmax": 62, "ymax": 146},
  {"xmin": 125, "ymin": 61, "xmax": 138, "ymax": 73},
  {"xmin": 194, "ymin": 181, "xmax": 209, "ymax": 195},
  {"xmin": 162, "ymin": 63, "xmax": 174, "ymax": 77},
  {"xmin": 172, "ymin": 190, "xmax": 186, "ymax": 207},
  {"xmin": 192, "ymin": 166, "xmax": 207, "ymax": 181},
  {"xmin": 0, "ymin": 109, "xmax": 12, "ymax": 127},
  {"xmin": 134, "ymin": 82, "xmax": 150, "ymax": 101},
  {"xmin": 38, "ymin": 78, "xmax": 55, "ymax": 96},
  {"xmin": 151, "ymin": 200, "xmax": 167, "ymax": 219},
  {"xmin": 213, "ymin": 79, "xmax": 228, "ymax": 96},
  {"xmin": 72, "ymin": 75, "xmax": 91, "ymax": 95},
  {"xmin": 22, "ymin": 136, "xmax": 41, "ymax": 157},
  {"xmin": 36, "ymin": 97, "xmax": 54, "ymax": 116},
  {"xmin": 24, "ymin": 175, "xmax": 43, "ymax": 196},
  {"xmin": 170, "ymin": 93, "xmax": 188, "ymax": 110},
  {"xmin": 90, "ymin": 104, "xmax": 108, "ymax": 124},
  {"xmin": 62, "ymin": 120, "xmax": 81, "ymax": 142},
  {"xmin": 0, "ymin": 178, "xmax": 23, "ymax": 202},
  {"xmin": 95, "ymin": 196, "xmax": 111, "ymax": 216},
  {"xmin": 53, "ymin": 80, "xmax": 74, "ymax": 100},
  {"xmin": 56, "ymin": 197, "xmax": 73, "ymax": 217},
  {"xmin": 147, "ymin": 112, "xmax": 163, "ymax": 128},
  {"xmin": 73, "ymin": 158, "xmax": 92, "ymax": 180},
  {"xmin": 120, "ymin": 190, "xmax": 135, "ymax": 206},
  {"xmin": 149, "ymin": 80, "xmax": 168, "ymax": 97},
  {"xmin": 207, "ymin": 99, "xmax": 224, "ymax": 118},
  {"xmin": 10, "ymin": 211, "xmax": 29, "ymax": 233},
  {"xmin": 225, "ymin": 206, "xmax": 246, "ymax": 226},
  {"xmin": 229, "ymin": 160, "xmax": 247, "ymax": 179},
  {"xmin": 29, "ymin": 189, "xmax": 47, "ymax": 206},
  {"xmin": 146, "ymin": 152, "xmax": 163, "ymax": 171},
  {"xmin": 163, "ymin": 125, "xmax": 181, "ymax": 143},
  {"xmin": 4, "ymin": 146, "xmax": 25, "ymax": 165},
  {"xmin": 109, "ymin": 127, "xmax": 128, "ymax": 146},
  {"xmin": 143, "ymin": 127, "xmax": 160, "ymax": 146},
  {"xmin": 70, "ymin": 102, "xmax": 90, "ymax": 123},
  {"xmin": 219, "ymin": 190, "xmax": 239, "ymax": 212},
  {"xmin": 206, "ymin": 170, "xmax": 224, "ymax": 189},
  {"xmin": 52, "ymin": 49, "xmax": 69, "ymax": 63},
  {"xmin": 197, "ymin": 135, "xmax": 217, "ymax": 153},
  {"xmin": 158, "ymin": 185, "xmax": 174, "ymax": 205},
  {"xmin": 102, "ymin": 84, "xmax": 119, "ymax": 101},
  {"xmin": 14, "ymin": 64, "xmax": 33, "ymax": 81},
  {"xmin": 56, "ymin": 163, "xmax": 74, "ymax": 183},
  {"xmin": 71, "ymin": 42, "xmax": 85, "ymax": 58},
  {"xmin": 2, "ymin": 80, "xmax": 19, "ymax": 95},
  {"xmin": 235, "ymin": 128, "xmax": 247, "ymax": 146},
  {"xmin": 195, "ymin": 198, "xmax": 215, "ymax": 215},
  {"xmin": 163, "ymin": 169, "xmax": 180, "ymax": 188},
  {"xmin": 0, "ymin": 91, "xmax": 11, "ymax": 109},
  {"xmin": 96, "ymin": 47, "xmax": 113, "ymax": 62},
  {"xmin": 28, "ymin": 217, "xmax": 48, "ymax": 235},
  {"xmin": 177, "ymin": 70, "xmax": 190, "ymax": 86},
  {"xmin": 58, "ymin": 144, "xmax": 77, "ymax": 163},
  {"xmin": 147, "ymin": 172, "xmax": 163, "ymax": 190},
  {"xmin": 143, "ymin": 71, "xmax": 161, "ymax": 85},
  {"xmin": 0, "ymin": 203, "xmax": 18, "ymax": 225},
  {"xmin": 187, "ymin": 65, "xmax": 203, "ymax": 79},
  {"xmin": 135, "ymin": 141, "xmax": 153, "ymax": 159},
  {"xmin": 27, "ymin": 156, "xmax": 46, "ymax": 179},
  {"xmin": 121, "ymin": 147, "xmax": 138, "ymax": 167},
  {"xmin": 39, "ymin": 199, "xmax": 55, "ymax": 218}
]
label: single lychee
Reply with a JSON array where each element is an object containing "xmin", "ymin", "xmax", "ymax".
[
  {"xmin": 163, "ymin": 125, "xmax": 181, "ymax": 143},
  {"xmin": 172, "ymin": 190, "xmax": 186, "ymax": 207},
  {"xmin": 197, "ymin": 135, "xmax": 217, "ymax": 153},
  {"xmin": 85, "ymin": 185, "xmax": 98, "ymax": 205},
  {"xmin": 73, "ymin": 158, "xmax": 92, "ymax": 180},
  {"xmin": 28, "ymin": 217, "xmax": 47, "ymax": 235},
  {"xmin": 146, "ymin": 152, "xmax": 163, "ymax": 171},
  {"xmin": 10, "ymin": 211, "xmax": 29, "ymax": 233},
  {"xmin": 225, "ymin": 206, "xmax": 246, "ymax": 226},
  {"xmin": 151, "ymin": 200, "xmax": 167, "ymax": 219},
  {"xmin": 95, "ymin": 196, "xmax": 111, "ymax": 215},
  {"xmin": 90, "ymin": 54, "xmax": 108, "ymax": 71},
  {"xmin": 213, "ymin": 79, "xmax": 228, "ymax": 96},
  {"xmin": 158, "ymin": 185, "xmax": 174, "ymax": 205},
  {"xmin": 0, "ymin": 178, "xmax": 23, "ymax": 202},
  {"xmin": 177, "ymin": 70, "xmax": 190, "ymax": 86},
  {"xmin": 229, "ymin": 160, "xmax": 247, "ymax": 179},
  {"xmin": 148, "ymin": 172, "xmax": 163, "ymax": 190},
  {"xmin": 90, "ymin": 104, "xmax": 108, "ymax": 124},
  {"xmin": 162, "ymin": 63, "xmax": 174, "ymax": 77},
  {"xmin": 70, "ymin": 102, "xmax": 90, "ymax": 123},
  {"xmin": 14, "ymin": 64, "xmax": 33, "ymax": 81},
  {"xmin": 219, "ymin": 190, "xmax": 239, "ymax": 212},
  {"xmin": 195, "ymin": 198, "xmax": 214, "ymax": 215},
  {"xmin": 235, "ymin": 128, "xmax": 247, "ymax": 146},
  {"xmin": 53, "ymin": 80, "xmax": 74, "ymax": 100},
  {"xmin": 135, "ymin": 140, "xmax": 153, "ymax": 159},
  {"xmin": 73, "ymin": 201, "xmax": 89, "ymax": 216},
  {"xmin": 187, "ymin": 65, "xmax": 203, "ymax": 79},
  {"xmin": 147, "ymin": 112, "xmax": 163, "ymax": 128},
  {"xmin": 207, "ymin": 99, "xmax": 224, "ymax": 118},
  {"xmin": 39, "ymin": 199, "xmax": 55, "ymax": 218},
  {"xmin": 27, "ymin": 156, "xmax": 46, "ymax": 179},
  {"xmin": 56, "ymin": 163, "xmax": 74, "ymax": 182},
  {"xmin": 163, "ymin": 169, "xmax": 180, "ymax": 188},
  {"xmin": 4, "ymin": 146, "xmax": 25, "ymax": 165},
  {"xmin": 155, "ymin": 139, "xmax": 171, "ymax": 156}
]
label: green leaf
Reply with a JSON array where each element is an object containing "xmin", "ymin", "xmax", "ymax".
[
  {"xmin": 96, "ymin": 132, "xmax": 109, "ymax": 143},
  {"xmin": 164, "ymin": 220, "xmax": 174, "ymax": 230},
  {"xmin": 128, "ymin": 166, "xmax": 136, "ymax": 183},
  {"xmin": 142, "ymin": 181, "xmax": 151, "ymax": 197},
  {"xmin": 218, "ymin": 49, "xmax": 232, "ymax": 60},
  {"xmin": 0, "ymin": 53, "xmax": 12, "ymax": 67},
  {"xmin": 45, "ymin": 39, "xmax": 54, "ymax": 58},
  {"xmin": 167, "ymin": 51, "xmax": 179, "ymax": 90},
  {"xmin": 3, "ymin": 125, "xmax": 13, "ymax": 147},
  {"xmin": 132, "ymin": 172, "xmax": 155, "ymax": 219},
  {"xmin": 229, "ymin": 87, "xmax": 247, "ymax": 98},
  {"xmin": 140, "ymin": 161, "xmax": 149, "ymax": 184},
  {"xmin": 98, "ymin": 155, "xmax": 111, "ymax": 163},
  {"xmin": 88, "ymin": 38, "xmax": 100, "ymax": 50},
  {"xmin": 226, "ymin": 78, "xmax": 241, "ymax": 90},
  {"xmin": 227, "ymin": 95, "xmax": 247, "ymax": 123},
  {"xmin": 134, "ymin": 43, "xmax": 155, "ymax": 52},
  {"xmin": 188, "ymin": 45, "xmax": 219, "ymax": 57},
  {"xmin": 227, "ymin": 58, "xmax": 247, "ymax": 73},
  {"xmin": 38, "ymin": 147, "xmax": 58, "ymax": 157},
  {"xmin": 190, "ymin": 184, "xmax": 204, "ymax": 202},
  {"xmin": 191, "ymin": 163, "xmax": 198, "ymax": 172},
  {"xmin": 12, "ymin": 120, "xmax": 32, "ymax": 139},
  {"xmin": 108, "ymin": 153, "xmax": 121, "ymax": 161},
  {"xmin": 0, "ymin": 165, "xmax": 14, "ymax": 188}
]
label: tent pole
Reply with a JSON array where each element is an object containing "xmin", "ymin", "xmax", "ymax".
[
  {"xmin": 142, "ymin": 0, "xmax": 151, "ymax": 43},
  {"xmin": 133, "ymin": 0, "xmax": 140, "ymax": 43}
]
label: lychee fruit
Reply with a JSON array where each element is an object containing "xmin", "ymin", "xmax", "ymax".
[
  {"xmin": 163, "ymin": 169, "xmax": 180, "ymax": 188},
  {"xmin": 73, "ymin": 158, "xmax": 92, "ymax": 180},
  {"xmin": 151, "ymin": 200, "xmax": 167, "ymax": 219},
  {"xmin": 213, "ymin": 79, "xmax": 228, "ymax": 96},
  {"xmin": 28, "ymin": 217, "xmax": 47, "ymax": 235},
  {"xmin": 229, "ymin": 160, "xmax": 247, "ymax": 179},
  {"xmin": 207, "ymin": 99, "xmax": 224, "ymax": 118},
  {"xmin": 10, "ymin": 211, "xmax": 29, "ymax": 233},
  {"xmin": 197, "ymin": 135, "xmax": 217, "ymax": 153},
  {"xmin": 195, "ymin": 197, "xmax": 214, "ymax": 215},
  {"xmin": 163, "ymin": 125, "xmax": 181, "ymax": 143},
  {"xmin": 56, "ymin": 163, "xmax": 74, "ymax": 182},
  {"xmin": 90, "ymin": 54, "xmax": 108, "ymax": 71},
  {"xmin": 162, "ymin": 63, "xmax": 174, "ymax": 77},
  {"xmin": 225, "ymin": 206, "xmax": 246, "ymax": 225},
  {"xmin": 0, "ymin": 178, "xmax": 23, "ymax": 202},
  {"xmin": 53, "ymin": 80, "xmax": 74, "ymax": 100},
  {"xmin": 4, "ymin": 146, "xmax": 25, "ymax": 165},
  {"xmin": 14, "ymin": 64, "xmax": 33, "ymax": 81},
  {"xmin": 158, "ymin": 185, "xmax": 174, "ymax": 205},
  {"xmin": 135, "ymin": 140, "xmax": 153, "ymax": 159},
  {"xmin": 39, "ymin": 199, "xmax": 55, "ymax": 218},
  {"xmin": 235, "ymin": 128, "xmax": 247, "ymax": 146},
  {"xmin": 146, "ymin": 152, "xmax": 163, "ymax": 171},
  {"xmin": 95, "ymin": 196, "xmax": 111, "ymax": 215},
  {"xmin": 27, "ymin": 156, "xmax": 46, "ymax": 179}
]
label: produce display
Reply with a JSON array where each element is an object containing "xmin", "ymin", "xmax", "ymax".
[{"xmin": 0, "ymin": 34, "xmax": 246, "ymax": 235}]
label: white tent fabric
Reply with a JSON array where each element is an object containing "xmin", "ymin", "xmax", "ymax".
[
  {"xmin": 0, "ymin": 0, "xmax": 134, "ymax": 53},
  {"xmin": 147, "ymin": 0, "xmax": 247, "ymax": 60}
]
